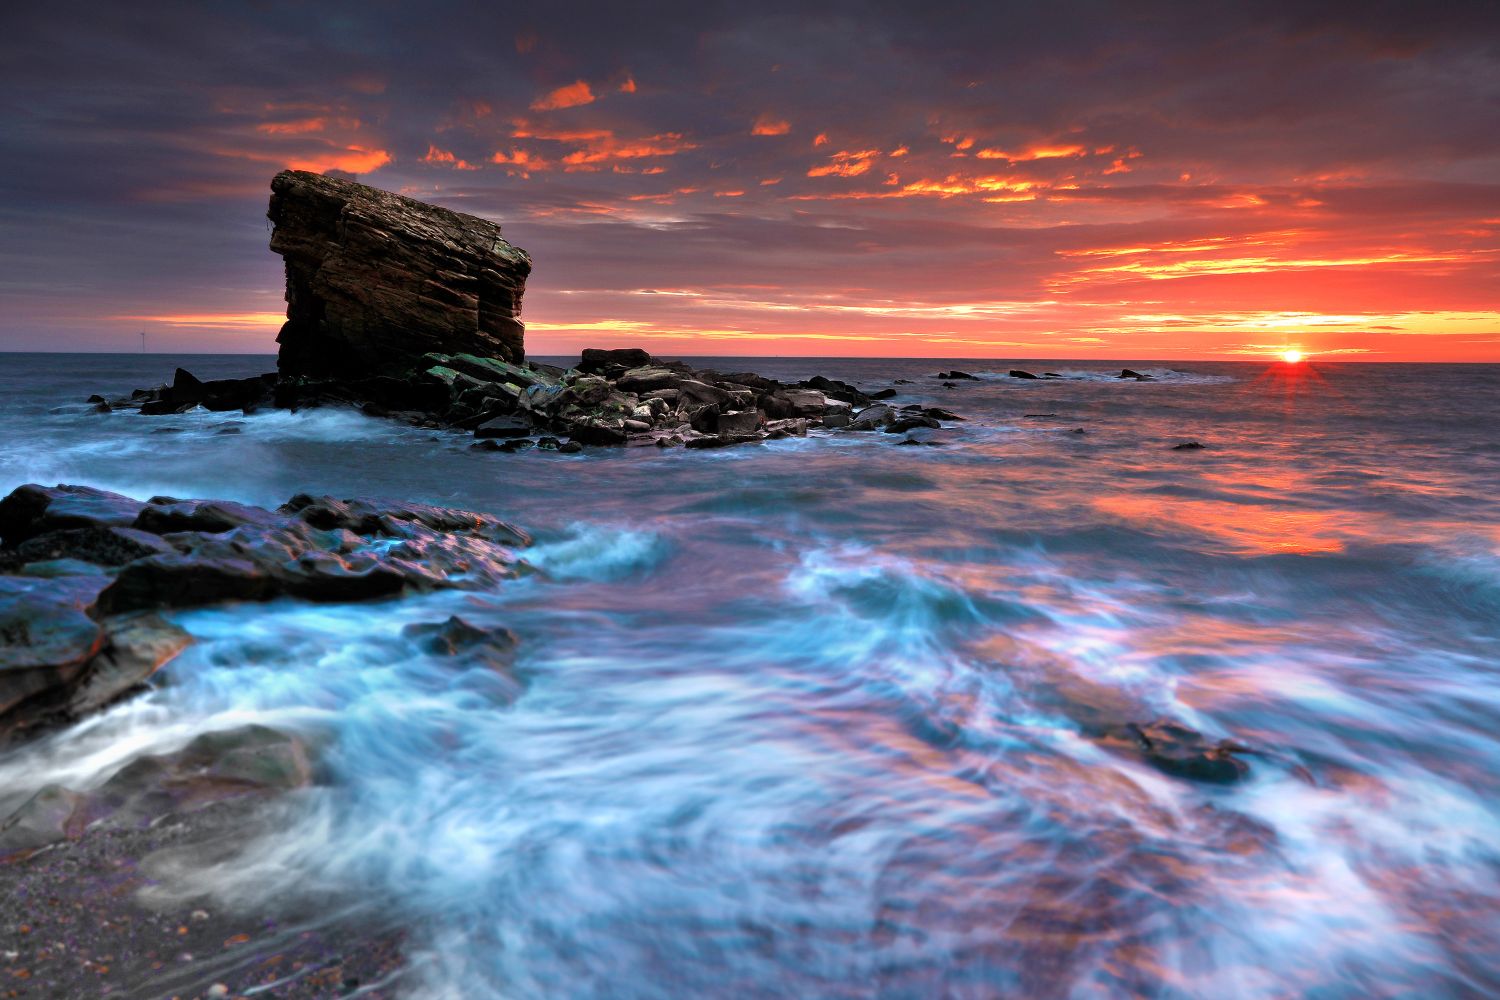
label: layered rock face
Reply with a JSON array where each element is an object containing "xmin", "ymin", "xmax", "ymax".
[{"xmin": 269, "ymin": 170, "xmax": 531, "ymax": 377}]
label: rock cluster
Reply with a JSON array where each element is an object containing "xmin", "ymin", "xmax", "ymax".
[
  {"xmin": 0, "ymin": 483, "xmax": 531, "ymax": 744},
  {"xmin": 105, "ymin": 348, "xmax": 966, "ymax": 451},
  {"xmin": 268, "ymin": 169, "xmax": 532, "ymax": 378}
]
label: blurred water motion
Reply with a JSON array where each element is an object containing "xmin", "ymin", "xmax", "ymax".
[{"xmin": 2, "ymin": 355, "xmax": 1498, "ymax": 997}]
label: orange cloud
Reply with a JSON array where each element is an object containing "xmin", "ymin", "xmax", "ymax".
[
  {"xmin": 813, "ymin": 133, "xmax": 828, "ymax": 146},
  {"xmin": 257, "ymin": 117, "xmax": 333, "ymax": 135},
  {"xmin": 491, "ymin": 147, "xmax": 554, "ymax": 176},
  {"xmin": 619, "ymin": 76, "xmax": 637, "ymax": 93},
  {"xmin": 752, "ymin": 115, "xmax": 791, "ymax": 136},
  {"xmin": 114, "ymin": 312, "xmax": 284, "ymax": 330},
  {"xmin": 807, "ymin": 149, "xmax": 881, "ymax": 177},
  {"xmin": 420, "ymin": 145, "xmax": 479, "ymax": 170},
  {"xmin": 558, "ymin": 132, "xmax": 695, "ymax": 169},
  {"xmin": 285, "ymin": 145, "xmax": 390, "ymax": 174},
  {"xmin": 975, "ymin": 143, "xmax": 1086, "ymax": 161},
  {"xmin": 530, "ymin": 80, "xmax": 595, "ymax": 111}
]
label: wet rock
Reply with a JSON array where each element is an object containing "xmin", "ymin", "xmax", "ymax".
[
  {"xmin": 0, "ymin": 576, "xmax": 106, "ymax": 718},
  {"xmin": 1070, "ymin": 427, "xmax": 1087, "ymax": 434},
  {"xmin": 0, "ymin": 785, "xmax": 84, "ymax": 856},
  {"xmin": 269, "ymin": 169, "xmax": 531, "ymax": 378},
  {"xmin": 821, "ymin": 413, "xmax": 851, "ymax": 429},
  {"xmin": 403, "ymin": 615, "xmax": 518, "ymax": 671},
  {"xmin": 1119, "ymin": 369, "xmax": 1154, "ymax": 380},
  {"xmin": 1009, "ymin": 370, "xmax": 1040, "ymax": 379},
  {"xmin": 797, "ymin": 376, "xmax": 870, "ymax": 407},
  {"xmin": 1173, "ymin": 441, "xmax": 1205, "ymax": 450},
  {"xmin": 921, "ymin": 407, "xmax": 964, "ymax": 421},
  {"xmin": 15, "ymin": 526, "xmax": 175, "ymax": 568},
  {"xmin": 0, "ymin": 484, "xmax": 147, "ymax": 546},
  {"xmin": 884, "ymin": 415, "xmax": 942, "ymax": 434},
  {"xmin": 848, "ymin": 404, "xmax": 896, "ymax": 431},
  {"xmin": 1115, "ymin": 720, "xmax": 1251, "ymax": 784},
  {"xmin": 558, "ymin": 441, "xmax": 584, "ymax": 453},
  {"xmin": 135, "ymin": 498, "xmax": 279, "ymax": 535},
  {"xmin": 936, "ymin": 370, "xmax": 979, "ymax": 380},
  {"xmin": 868, "ymin": 388, "xmax": 898, "ymax": 400},
  {"xmin": 474, "ymin": 414, "xmax": 533, "ymax": 439}
]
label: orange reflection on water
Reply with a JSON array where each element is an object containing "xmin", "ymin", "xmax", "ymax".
[{"xmin": 1093, "ymin": 494, "xmax": 1361, "ymax": 555}]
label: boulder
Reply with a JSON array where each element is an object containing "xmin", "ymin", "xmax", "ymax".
[
  {"xmin": 1119, "ymin": 369, "xmax": 1154, "ymax": 380},
  {"xmin": 883, "ymin": 415, "xmax": 941, "ymax": 434},
  {"xmin": 936, "ymin": 370, "xmax": 979, "ymax": 380},
  {"xmin": 0, "ymin": 485, "xmax": 146, "ymax": 546},
  {"xmin": 715, "ymin": 410, "xmax": 761, "ymax": 436},
  {"xmin": 578, "ymin": 348, "xmax": 653, "ymax": 373},
  {"xmin": 848, "ymin": 404, "xmax": 896, "ymax": 431},
  {"xmin": 474, "ymin": 414, "xmax": 533, "ymax": 439},
  {"xmin": 1009, "ymin": 370, "xmax": 1039, "ymax": 379},
  {"xmin": 268, "ymin": 169, "xmax": 531, "ymax": 378}
]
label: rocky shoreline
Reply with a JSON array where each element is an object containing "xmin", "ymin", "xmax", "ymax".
[
  {"xmin": 0, "ymin": 476, "xmax": 1266, "ymax": 996},
  {"xmin": 95, "ymin": 346, "xmax": 968, "ymax": 452}
]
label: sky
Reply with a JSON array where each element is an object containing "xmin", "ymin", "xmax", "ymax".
[{"xmin": 2, "ymin": 1, "xmax": 1498, "ymax": 361}]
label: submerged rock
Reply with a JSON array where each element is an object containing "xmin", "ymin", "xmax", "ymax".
[
  {"xmin": 1110, "ymin": 720, "xmax": 1252, "ymax": 784},
  {"xmin": 268, "ymin": 169, "xmax": 531, "ymax": 378}
]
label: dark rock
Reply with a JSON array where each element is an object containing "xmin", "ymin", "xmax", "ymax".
[
  {"xmin": 0, "ymin": 484, "xmax": 146, "ymax": 546},
  {"xmin": 941, "ymin": 381, "xmax": 957, "ymax": 388},
  {"xmin": 86, "ymin": 394, "xmax": 107, "ymax": 404},
  {"xmin": 848, "ymin": 404, "xmax": 895, "ymax": 431},
  {"xmin": 893, "ymin": 378, "xmax": 913, "ymax": 384},
  {"xmin": 688, "ymin": 402, "xmax": 720, "ymax": 434},
  {"xmin": 497, "ymin": 438, "xmax": 534, "ymax": 453},
  {"xmin": 1044, "ymin": 372, "xmax": 1063, "ymax": 378},
  {"xmin": 869, "ymin": 388, "xmax": 898, "ymax": 400},
  {"xmin": 138, "ymin": 398, "xmax": 194, "ymax": 415},
  {"xmin": 884, "ymin": 416, "xmax": 941, "ymax": 434},
  {"xmin": 613, "ymin": 366, "xmax": 679, "ymax": 393},
  {"xmin": 578, "ymin": 348, "xmax": 653, "ymax": 373},
  {"xmin": 558, "ymin": 441, "xmax": 584, "ymax": 453},
  {"xmin": 797, "ymin": 376, "xmax": 869, "ymax": 407},
  {"xmin": 936, "ymin": 370, "xmax": 979, "ymax": 380},
  {"xmin": 15, "ymin": 526, "xmax": 176, "ymax": 568},
  {"xmin": 565, "ymin": 421, "xmax": 628, "ymax": 446},
  {"xmin": 921, "ymin": 407, "xmax": 964, "ymax": 421},
  {"xmin": 1173, "ymin": 441, "xmax": 1205, "ymax": 450},
  {"xmin": 1119, "ymin": 369, "xmax": 1154, "ymax": 380},
  {"xmin": 268, "ymin": 169, "xmax": 531, "ymax": 378},
  {"xmin": 715, "ymin": 410, "xmax": 761, "ymax": 436},
  {"xmin": 135, "ymin": 498, "xmax": 279, "ymax": 535},
  {"xmin": 0, "ymin": 576, "xmax": 105, "ymax": 718},
  {"xmin": 1116, "ymin": 720, "xmax": 1251, "ymax": 784},
  {"xmin": 1024, "ymin": 413, "xmax": 1058, "ymax": 418},
  {"xmin": 474, "ymin": 414, "xmax": 533, "ymax": 439},
  {"xmin": 1009, "ymin": 370, "xmax": 1040, "ymax": 379},
  {"xmin": 1070, "ymin": 427, "xmax": 1087, "ymax": 434},
  {"xmin": 895, "ymin": 438, "xmax": 923, "ymax": 446},
  {"xmin": 403, "ymin": 616, "xmax": 519, "ymax": 677}
]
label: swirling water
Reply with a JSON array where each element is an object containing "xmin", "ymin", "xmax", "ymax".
[{"xmin": 2, "ymin": 352, "xmax": 1499, "ymax": 997}]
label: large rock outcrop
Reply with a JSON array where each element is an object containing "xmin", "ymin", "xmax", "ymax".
[{"xmin": 268, "ymin": 170, "xmax": 531, "ymax": 378}]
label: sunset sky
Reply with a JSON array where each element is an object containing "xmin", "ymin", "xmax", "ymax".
[{"xmin": 3, "ymin": 1, "xmax": 1498, "ymax": 360}]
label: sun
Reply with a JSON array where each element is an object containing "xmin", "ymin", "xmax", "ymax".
[{"xmin": 1279, "ymin": 348, "xmax": 1304, "ymax": 364}]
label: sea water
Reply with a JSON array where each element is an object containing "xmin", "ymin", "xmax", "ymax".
[{"xmin": 1, "ymin": 353, "xmax": 1498, "ymax": 997}]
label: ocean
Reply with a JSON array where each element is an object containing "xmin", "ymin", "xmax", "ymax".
[{"xmin": 2, "ymin": 352, "xmax": 1499, "ymax": 997}]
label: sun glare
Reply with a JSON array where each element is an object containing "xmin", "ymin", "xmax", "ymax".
[{"xmin": 1279, "ymin": 348, "xmax": 1304, "ymax": 363}]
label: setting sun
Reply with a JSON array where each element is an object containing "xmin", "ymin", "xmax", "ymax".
[{"xmin": 1279, "ymin": 348, "xmax": 1304, "ymax": 363}]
